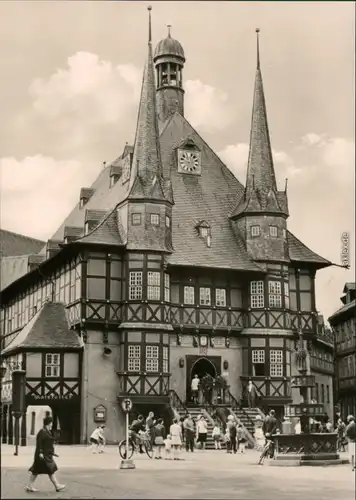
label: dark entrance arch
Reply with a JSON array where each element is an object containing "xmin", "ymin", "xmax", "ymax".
[
  {"xmin": 186, "ymin": 355, "xmax": 221, "ymax": 404},
  {"xmin": 191, "ymin": 357, "xmax": 217, "ymax": 380}
]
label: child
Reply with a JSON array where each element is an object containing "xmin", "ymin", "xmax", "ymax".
[
  {"xmin": 212, "ymin": 422, "xmax": 222, "ymax": 450},
  {"xmin": 164, "ymin": 434, "xmax": 172, "ymax": 460},
  {"xmin": 170, "ymin": 418, "xmax": 183, "ymax": 460},
  {"xmin": 88, "ymin": 425, "xmax": 106, "ymax": 454},
  {"xmin": 236, "ymin": 423, "xmax": 247, "ymax": 454},
  {"xmin": 153, "ymin": 418, "xmax": 165, "ymax": 460}
]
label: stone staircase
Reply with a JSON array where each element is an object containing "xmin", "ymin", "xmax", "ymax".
[
  {"xmin": 231, "ymin": 407, "xmax": 262, "ymax": 437},
  {"xmin": 177, "ymin": 405, "xmax": 217, "ymax": 450}
]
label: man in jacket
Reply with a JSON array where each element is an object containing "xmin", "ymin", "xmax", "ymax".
[
  {"xmin": 146, "ymin": 411, "xmax": 156, "ymax": 445},
  {"xmin": 345, "ymin": 415, "xmax": 355, "ymax": 471},
  {"xmin": 183, "ymin": 414, "xmax": 195, "ymax": 452},
  {"xmin": 262, "ymin": 410, "xmax": 278, "ymax": 440},
  {"xmin": 247, "ymin": 380, "xmax": 257, "ymax": 408},
  {"xmin": 130, "ymin": 415, "xmax": 145, "ymax": 453}
]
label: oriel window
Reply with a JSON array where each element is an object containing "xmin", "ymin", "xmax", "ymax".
[
  {"xmin": 269, "ymin": 281, "xmax": 282, "ymax": 308},
  {"xmin": 45, "ymin": 353, "xmax": 60, "ymax": 378},
  {"xmin": 147, "ymin": 272, "xmax": 161, "ymax": 301},
  {"xmin": 252, "ymin": 349, "xmax": 266, "ymax": 376},
  {"xmin": 184, "ymin": 286, "xmax": 195, "ymax": 305},
  {"xmin": 250, "ymin": 281, "xmax": 264, "ymax": 308},
  {"xmin": 199, "ymin": 287, "xmax": 211, "ymax": 306},
  {"xmin": 129, "ymin": 271, "xmax": 143, "ymax": 300}
]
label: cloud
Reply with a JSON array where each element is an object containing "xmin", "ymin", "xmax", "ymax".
[
  {"xmin": 218, "ymin": 142, "xmax": 293, "ymax": 184},
  {"xmin": 0, "ymin": 155, "xmax": 101, "ymax": 241},
  {"xmin": 29, "ymin": 52, "xmax": 232, "ymax": 135},
  {"xmin": 301, "ymin": 133, "xmax": 326, "ymax": 146},
  {"xmin": 218, "ymin": 135, "xmax": 355, "ymax": 319},
  {"xmin": 184, "ymin": 80, "xmax": 233, "ymax": 133},
  {"xmin": 29, "ymin": 52, "xmax": 142, "ymax": 124}
]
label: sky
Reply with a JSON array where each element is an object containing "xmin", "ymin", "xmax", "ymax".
[{"xmin": 0, "ymin": 1, "xmax": 354, "ymax": 320}]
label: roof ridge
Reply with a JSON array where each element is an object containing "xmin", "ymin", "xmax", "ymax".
[
  {"xmin": 0, "ymin": 229, "xmax": 45, "ymax": 246},
  {"xmin": 73, "ymin": 204, "xmax": 118, "ymax": 243}
]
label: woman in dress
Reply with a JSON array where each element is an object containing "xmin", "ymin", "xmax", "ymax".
[
  {"xmin": 25, "ymin": 416, "xmax": 65, "ymax": 493},
  {"xmin": 169, "ymin": 418, "xmax": 183, "ymax": 460},
  {"xmin": 196, "ymin": 415, "xmax": 208, "ymax": 450}
]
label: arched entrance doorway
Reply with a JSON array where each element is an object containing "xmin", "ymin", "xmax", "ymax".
[
  {"xmin": 186, "ymin": 356, "xmax": 221, "ymax": 405},
  {"xmin": 191, "ymin": 357, "xmax": 217, "ymax": 380}
]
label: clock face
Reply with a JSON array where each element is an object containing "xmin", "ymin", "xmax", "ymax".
[{"xmin": 179, "ymin": 150, "xmax": 200, "ymax": 174}]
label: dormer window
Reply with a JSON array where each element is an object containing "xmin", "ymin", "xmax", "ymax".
[
  {"xmin": 109, "ymin": 164, "xmax": 122, "ymax": 188},
  {"xmin": 282, "ymin": 228, "xmax": 287, "ymax": 239},
  {"xmin": 251, "ymin": 225, "xmax": 260, "ymax": 237},
  {"xmin": 269, "ymin": 226, "xmax": 278, "ymax": 238},
  {"xmin": 165, "ymin": 215, "xmax": 171, "ymax": 228},
  {"xmin": 196, "ymin": 221, "xmax": 211, "ymax": 247},
  {"xmin": 79, "ymin": 188, "xmax": 95, "ymax": 208}
]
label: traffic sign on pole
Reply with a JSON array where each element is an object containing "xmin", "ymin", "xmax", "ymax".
[
  {"xmin": 121, "ymin": 398, "xmax": 133, "ymax": 413},
  {"xmin": 119, "ymin": 398, "xmax": 135, "ymax": 470}
]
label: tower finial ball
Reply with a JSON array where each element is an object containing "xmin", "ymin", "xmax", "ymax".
[
  {"xmin": 148, "ymin": 6, "xmax": 152, "ymax": 11},
  {"xmin": 256, "ymin": 28, "xmax": 260, "ymax": 33}
]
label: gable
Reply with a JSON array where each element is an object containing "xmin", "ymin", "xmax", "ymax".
[
  {"xmin": 0, "ymin": 229, "xmax": 45, "ymax": 257},
  {"xmin": 159, "ymin": 113, "xmax": 262, "ymax": 272}
]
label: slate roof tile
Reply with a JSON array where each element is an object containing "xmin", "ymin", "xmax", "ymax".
[
  {"xmin": 73, "ymin": 209, "xmax": 123, "ymax": 247},
  {"xmin": 0, "ymin": 229, "xmax": 45, "ymax": 257},
  {"xmin": 1, "ymin": 302, "xmax": 83, "ymax": 355},
  {"xmin": 287, "ymin": 232, "xmax": 331, "ymax": 267},
  {"xmin": 328, "ymin": 298, "xmax": 356, "ymax": 322}
]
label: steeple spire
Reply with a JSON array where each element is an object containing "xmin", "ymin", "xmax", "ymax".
[
  {"xmin": 245, "ymin": 28, "xmax": 277, "ymax": 200},
  {"xmin": 130, "ymin": 6, "xmax": 162, "ymax": 185}
]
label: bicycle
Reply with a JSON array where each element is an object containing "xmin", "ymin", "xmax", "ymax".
[
  {"xmin": 118, "ymin": 431, "xmax": 153, "ymax": 460},
  {"xmin": 258, "ymin": 438, "xmax": 274, "ymax": 465}
]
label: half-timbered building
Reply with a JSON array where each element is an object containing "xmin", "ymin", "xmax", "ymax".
[
  {"xmin": 329, "ymin": 283, "xmax": 356, "ymax": 419},
  {"xmin": 1, "ymin": 11, "xmax": 335, "ymax": 444}
]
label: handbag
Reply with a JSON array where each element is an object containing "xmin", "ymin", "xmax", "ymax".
[{"xmin": 154, "ymin": 436, "xmax": 164, "ymax": 445}]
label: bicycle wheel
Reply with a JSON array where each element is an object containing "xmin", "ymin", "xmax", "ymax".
[
  {"xmin": 144, "ymin": 441, "xmax": 153, "ymax": 459},
  {"xmin": 119, "ymin": 439, "xmax": 134, "ymax": 459}
]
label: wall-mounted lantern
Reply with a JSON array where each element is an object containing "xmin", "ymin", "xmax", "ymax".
[
  {"xmin": 225, "ymin": 337, "xmax": 230, "ymax": 348},
  {"xmin": 94, "ymin": 404, "xmax": 107, "ymax": 423},
  {"xmin": 103, "ymin": 347, "xmax": 112, "ymax": 357},
  {"xmin": 179, "ymin": 358, "xmax": 184, "ymax": 368},
  {"xmin": 223, "ymin": 360, "xmax": 229, "ymax": 370}
]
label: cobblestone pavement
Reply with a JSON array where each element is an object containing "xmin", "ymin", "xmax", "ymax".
[{"xmin": 1, "ymin": 445, "xmax": 354, "ymax": 499}]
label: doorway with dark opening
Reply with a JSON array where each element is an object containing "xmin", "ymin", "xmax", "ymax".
[{"xmin": 186, "ymin": 356, "xmax": 221, "ymax": 406}]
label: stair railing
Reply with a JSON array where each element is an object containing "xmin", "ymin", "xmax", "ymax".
[
  {"xmin": 228, "ymin": 407, "xmax": 256, "ymax": 449},
  {"xmin": 168, "ymin": 389, "xmax": 188, "ymax": 414},
  {"xmin": 226, "ymin": 390, "xmax": 256, "ymax": 430}
]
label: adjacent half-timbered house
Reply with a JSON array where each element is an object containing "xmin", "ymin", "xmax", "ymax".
[
  {"xmin": 1, "ymin": 10, "xmax": 334, "ymax": 443},
  {"xmin": 329, "ymin": 283, "xmax": 356, "ymax": 419}
]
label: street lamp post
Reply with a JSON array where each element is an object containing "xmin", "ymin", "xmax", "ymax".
[{"xmin": 11, "ymin": 369, "xmax": 26, "ymax": 456}]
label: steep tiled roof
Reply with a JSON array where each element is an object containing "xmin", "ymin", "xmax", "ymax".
[
  {"xmin": 343, "ymin": 282, "xmax": 356, "ymax": 293},
  {"xmin": 129, "ymin": 10, "xmax": 163, "ymax": 185},
  {"xmin": 287, "ymin": 232, "xmax": 331, "ymax": 268},
  {"xmin": 160, "ymin": 112, "xmax": 264, "ymax": 272},
  {"xmin": 328, "ymin": 299, "xmax": 356, "ymax": 323},
  {"xmin": 74, "ymin": 208, "xmax": 123, "ymax": 247},
  {"xmin": 231, "ymin": 32, "xmax": 288, "ymax": 219},
  {"xmin": 0, "ymin": 229, "xmax": 45, "ymax": 257},
  {"xmin": 1, "ymin": 302, "xmax": 83, "ymax": 355}
]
